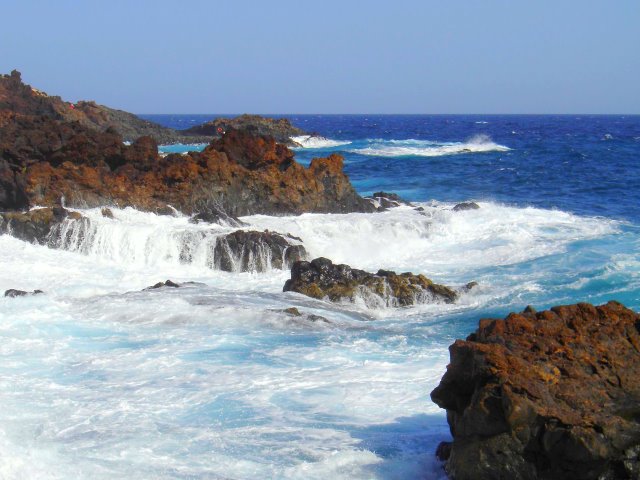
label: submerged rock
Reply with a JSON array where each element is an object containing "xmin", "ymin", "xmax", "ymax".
[
  {"xmin": 271, "ymin": 307, "xmax": 330, "ymax": 323},
  {"xmin": 452, "ymin": 201, "xmax": 480, "ymax": 212},
  {"xmin": 283, "ymin": 257, "xmax": 458, "ymax": 307},
  {"xmin": 212, "ymin": 230, "xmax": 307, "ymax": 273},
  {"xmin": 4, "ymin": 288, "xmax": 44, "ymax": 297},
  {"xmin": 144, "ymin": 280, "xmax": 181, "ymax": 290},
  {"xmin": 430, "ymin": 301, "xmax": 640, "ymax": 480}
]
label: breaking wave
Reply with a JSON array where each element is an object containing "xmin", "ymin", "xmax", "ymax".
[
  {"xmin": 349, "ymin": 135, "xmax": 510, "ymax": 157},
  {"xmin": 290, "ymin": 135, "xmax": 352, "ymax": 149}
]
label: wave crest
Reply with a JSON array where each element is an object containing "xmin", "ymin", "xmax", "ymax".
[{"xmin": 350, "ymin": 135, "xmax": 510, "ymax": 157}]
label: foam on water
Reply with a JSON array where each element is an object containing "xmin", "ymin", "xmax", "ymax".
[
  {"xmin": 0, "ymin": 202, "xmax": 631, "ymax": 479},
  {"xmin": 291, "ymin": 135, "xmax": 352, "ymax": 149},
  {"xmin": 349, "ymin": 135, "xmax": 510, "ymax": 157}
]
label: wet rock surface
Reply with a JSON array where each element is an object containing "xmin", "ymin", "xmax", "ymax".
[
  {"xmin": 283, "ymin": 257, "xmax": 458, "ymax": 307},
  {"xmin": 431, "ymin": 301, "xmax": 640, "ymax": 480},
  {"xmin": 452, "ymin": 201, "xmax": 480, "ymax": 212},
  {"xmin": 211, "ymin": 230, "xmax": 307, "ymax": 273},
  {"xmin": 365, "ymin": 191, "xmax": 414, "ymax": 211},
  {"xmin": 4, "ymin": 288, "xmax": 44, "ymax": 297},
  {"xmin": 0, "ymin": 207, "xmax": 85, "ymax": 244}
]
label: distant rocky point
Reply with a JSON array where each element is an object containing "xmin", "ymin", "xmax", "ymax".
[
  {"xmin": 182, "ymin": 114, "xmax": 305, "ymax": 146},
  {"xmin": 0, "ymin": 70, "xmax": 308, "ymax": 145}
]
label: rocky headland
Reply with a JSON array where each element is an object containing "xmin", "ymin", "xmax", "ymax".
[
  {"xmin": 0, "ymin": 70, "xmax": 309, "ymax": 144},
  {"xmin": 431, "ymin": 301, "xmax": 640, "ymax": 480}
]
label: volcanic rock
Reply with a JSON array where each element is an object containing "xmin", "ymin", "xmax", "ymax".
[
  {"xmin": 453, "ymin": 201, "xmax": 480, "ymax": 212},
  {"xmin": 430, "ymin": 301, "xmax": 640, "ymax": 480},
  {"xmin": 189, "ymin": 205, "xmax": 247, "ymax": 228},
  {"xmin": 0, "ymin": 207, "xmax": 85, "ymax": 244},
  {"xmin": 365, "ymin": 191, "xmax": 414, "ymax": 211},
  {"xmin": 210, "ymin": 230, "xmax": 307, "ymax": 273},
  {"xmin": 283, "ymin": 257, "xmax": 458, "ymax": 307},
  {"xmin": 182, "ymin": 114, "xmax": 306, "ymax": 145},
  {"xmin": 4, "ymin": 289, "xmax": 44, "ymax": 297}
]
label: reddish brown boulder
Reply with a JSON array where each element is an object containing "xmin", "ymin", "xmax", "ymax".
[{"xmin": 431, "ymin": 301, "xmax": 640, "ymax": 480}]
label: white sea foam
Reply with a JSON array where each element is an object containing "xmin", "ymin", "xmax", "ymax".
[
  {"xmin": 350, "ymin": 135, "xmax": 510, "ymax": 157},
  {"xmin": 0, "ymin": 202, "xmax": 626, "ymax": 479},
  {"xmin": 290, "ymin": 135, "xmax": 352, "ymax": 149}
]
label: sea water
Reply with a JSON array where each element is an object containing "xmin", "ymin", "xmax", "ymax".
[{"xmin": 1, "ymin": 115, "xmax": 638, "ymax": 479}]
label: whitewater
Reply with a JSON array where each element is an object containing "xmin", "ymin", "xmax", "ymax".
[{"xmin": 2, "ymin": 114, "xmax": 640, "ymax": 479}]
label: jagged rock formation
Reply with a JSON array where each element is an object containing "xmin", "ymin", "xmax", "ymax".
[
  {"xmin": 283, "ymin": 257, "xmax": 459, "ymax": 307},
  {"xmin": 0, "ymin": 108, "xmax": 373, "ymax": 215},
  {"xmin": 453, "ymin": 201, "xmax": 480, "ymax": 212},
  {"xmin": 0, "ymin": 70, "xmax": 209, "ymax": 144},
  {"xmin": 182, "ymin": 114, "xmax": 306, "ymax": 145},
  {"xmin": 431, "ymin": 301, "xmax": 640, "ymax": 480}
]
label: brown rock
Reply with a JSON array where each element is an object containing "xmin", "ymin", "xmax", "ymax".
[{"xmin": 430, "ymin": 301, "xmax": 640, "ymax": 480}]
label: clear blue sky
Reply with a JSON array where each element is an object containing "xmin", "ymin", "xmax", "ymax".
[{"xmin": 1, "ymin": 0, "xmax": 638, "ymax": 114}]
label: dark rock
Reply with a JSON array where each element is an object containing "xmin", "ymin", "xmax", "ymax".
[
  {"xmin": 435, "ymin": 441, "xmax": 452, "ymax": 461},
  {"xmin": 0, "ymin": 207, "xmax": 85, "ymax": 244},
  {"xmin": 365, "ymin": 191, "xmax": 413, "ymax": 211},
  {"xmin": 0, "ymin": 71, "xmax": 210, "ymax": 144},
  {"xmin": 462, "ymin": 281, "xmax": 478, "ymax": 292},
  {"xmin": 430, "ymin": 301, "xmax": 640, "ymax": 480},
  {"xmin": 182, "ymin": 114, "xmax": 306, "ymax": 146},
  {"xmin": 272, "ymin": 306, "xmax": 330, "ymax": 324},
  {"xmin": 283, "ymin": 257, "xmax": 458, "ymax": 307},
  {"xmin": 453, "ymin": 201, "xmax": 480, "ymax": 212},
  {"xmin": 101, "ymin": 207, "xmax": 114, "ymax": 219},
  {"xmin": 144, "ymin": 279, "xmax": 181, "ymax": 290},
  {"xmin": 212, "ymin": 230, "xmax": 307, "ymax": 273},
  {"xmin": 4, "ymin": 288, "xmax": 44, "ymax": 297},
  {"xmin": 189, "ymin": 205, "xmax": 247, "ymax": 228}
]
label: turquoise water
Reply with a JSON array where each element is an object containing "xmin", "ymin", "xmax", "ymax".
[{"xmin": 0, "ymin": 115, "xmax": 638, "ymax": 479}]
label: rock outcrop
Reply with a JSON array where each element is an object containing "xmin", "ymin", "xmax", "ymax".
[
  {"xmin": 209, "ymin": 230, "xmax": 307, "ymax": 273},
  {"xmin": 182, "ymin": 114, "xmax": 306, "ymax": 145},
  {"xmin": 283, "ymin": 257, "xmax": 458, "ymax": 307},
  {"xmin": 0, "ymin": 111, "xmax": 374, "ymax": 215},
  {"xmin": 0, "ymin": 207, "xmax": 85, "ymax": 244},
  {"xmin": 0, "ymin": 70, "xmax": 210, "ymax": 144},
  {"xmin": 431, "ymin": 301, "xmax": 640, "ymax": 480},
  {"xmin": 453, "ymin": 201, "xmax": 480, "ymax": 212},
  {"xmin": 4, "ymin": 289, "xmax": 44, "ymax": 297}
]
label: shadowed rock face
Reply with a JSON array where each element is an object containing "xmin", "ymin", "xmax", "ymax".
[
  {"xmin": 283, "ymin": 257, "xmax": 458, "ymax": 307},
  {"xmin": 431, "ymin": 301, "xmax": 640, "ymax": 480},
  {"xmin": 0, "ymin": 207, "xmax": 86, "ymax": 244},
  {"xmin": 211, "ymin": 230, "xmax": 307, "ymax": 273}
]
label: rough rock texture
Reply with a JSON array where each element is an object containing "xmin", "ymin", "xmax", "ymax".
[
  {"xmin": 0, "ymin": 108, "xmax": 373, "ymax": 216},
  {"xmin": 453, "ymin": 201, "xmax": 480, "ymax": 212},
  {"xmin": 0, "ymin": 70, "xmax": 210, "ymax": 144},
  {"xmin": 211, "ymin": 230, "xmax": 307, "ymax": 272},
  {"xmin": 365, "ymin": 191, "xmax": 414, "ymax": 211},
  {"xmin": 182, "ymin": 114, "xmax": 306, "ymax": 145},
  {"xmin": 0, "ymin": 207, "xmax": 85, "ymax": 244},
  {"xmin": 431, "ymin": 301, "xmax": 640, "ymax": 480},
  {"xmin": 283, "ymin": 257, "xmax": 458, "ymax": 307}
]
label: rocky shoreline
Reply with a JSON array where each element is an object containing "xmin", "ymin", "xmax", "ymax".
[{"xmin": 431, "ymin": 301, "xmax": 640, "ymax": 479}]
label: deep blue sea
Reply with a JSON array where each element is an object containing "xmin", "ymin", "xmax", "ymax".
[{"xmin": 0, "ymin": 115, "xmax": 638, "ymax": 479}]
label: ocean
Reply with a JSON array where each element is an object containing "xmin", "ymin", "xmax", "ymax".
[{"xmin": 1, "ymin": 115, "xmax": 638, "ymax": 479}]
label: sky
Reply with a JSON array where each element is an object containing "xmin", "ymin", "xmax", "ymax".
[{"xmin": 1, "ymin": 0, "xmax": 638, "ymax": 114}]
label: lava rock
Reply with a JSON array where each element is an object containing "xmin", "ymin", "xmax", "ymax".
[
  {"xmin": 212, "ymin": 230, "xmax": 307, "ymax": 273},
  {"xmin": 283, "ymin": 257, "xmax": 458, "ymax": 307},
  {"xmin": 101, "ymin": 207, "xmax": 114, "ymax": 219},
  {"xmin": 430, "ymin": 301, "xmax": 640, "ymax": 480},
  {"xmin": 365, "ymin": 191, "xmax": 413, "ymax": 211},
  {"xmin": 452, "ymin": 201, "xmax": 480, "ymax": 212},
  {"xmin": 189, "ymin": 205, "xmax": 247, "ymax": 228},
  {"xmin": 4, "ymin": 289, "xmax": 44, "ymax": 297},
  {"xmin": 0, "ymin": 207, "xmax": 85, "ymax": 244},
  {"xmin": 144, "ymin": 279, "xmax": 181, "ymax": 290}
]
